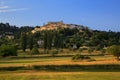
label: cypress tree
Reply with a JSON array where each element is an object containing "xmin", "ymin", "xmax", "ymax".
[{"xmin": 20, "ymin": 32, "xmax": 27, "ymax": 52}]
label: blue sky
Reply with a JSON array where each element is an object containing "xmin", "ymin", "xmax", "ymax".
[{"xmin": 0, "ymin": 0, "xmax": 120, "ymax": 31}]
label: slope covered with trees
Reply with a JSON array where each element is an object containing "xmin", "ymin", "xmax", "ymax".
[{"xmin": 0, "ymin": 22, "xmax": 120, "ymax": 54}]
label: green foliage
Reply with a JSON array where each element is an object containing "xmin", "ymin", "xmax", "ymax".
[
  {"xmin": 50, "ymin": 49, "xmax": 59, "ymax": 56},
  {"xmin": 28, "ymin": 33, "xmax": 34, "ymax": 50},
  {"xmin": 31, "ymin": 47, "xmax": 39, "ymax": 55},
  {"xmin": 95, "ymin": 46, "xmax": 102, "ymax": 50},
  {"xmin": 107, "ymin": 45, "xmax": 120, "ymax": 60},
  {"xmin": 20, "ymin": 32, "xmax": 27, "ymax": 52},
  {"xmin": 53, "ymin": 31, "xmax": 63, "ymax": 50},
  {"xmin": 72, "ymin": 54, "xmax": 91, "ymax": 61},
  {"xmin": 19, "ymin": 26, "xmax": 34, "ymax": 33},
  {"xmin": 43, "ymin": 31, "xmax": 53, "ymax": 51},
  {"xmin": 1, "ymin": 22, "xmax": 120, "ymax": 52},
  {"xmin": 88, "ymin": 48, "xmax": 94, "ymax": 54},
  {"xmin": 0, "ymin": 44, "xmax": 17, "ymax": 57},
  {"xmin": 100, "ymin": 49, "xmax": 106, "ymax": 55}
]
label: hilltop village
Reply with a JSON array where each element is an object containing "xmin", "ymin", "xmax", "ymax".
[{"xmin": 32, "ymin": 21, "xmax": 87, "ymax": 33}]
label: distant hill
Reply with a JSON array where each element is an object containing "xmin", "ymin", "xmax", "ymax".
[
  {"xmin": 0, "ymin": 22, "xmax": 120, "ymax": 48},
  {"xmin": 32, "ymin": 21, "xmax": 88, "ymax": 33}
]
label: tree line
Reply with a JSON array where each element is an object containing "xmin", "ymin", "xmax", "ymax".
[
  {"xmin": 0, "ymin": 23, "xmax": 120, "ymax": 49},
  {"xmin": 0, "ymin": 23, "xmax": 120, "ymax": 53}
]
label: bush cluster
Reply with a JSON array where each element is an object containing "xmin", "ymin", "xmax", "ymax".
[
  {"xmin": 31, "ymin": 47, "xmax": 39, "ymax": 55},
  {"xmin": 50, "ymin": 49, "xmax": 58, "ymax": 56},
  {"xmin": 72, "ymin": 54, "xmax": 93, "ymax": 61},
  {"xmin": 0, "ymin": 44, "xmax": 17, "ymax": 57},
  {"xmin": 107, "ymin": 45, "xmax": 120, "ymax": 60}
]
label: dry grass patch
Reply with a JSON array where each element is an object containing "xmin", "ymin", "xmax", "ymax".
[
  {"xmin": 0, "ymin": 55, "xmax": 120, "ymax": 68},
  {"xmin": 0, "ymin": 60, "xmax": 120, "ymax": 68},
  {"xmin": 0, "ymin": 71, "xmax": 120, "ymax": 80}
]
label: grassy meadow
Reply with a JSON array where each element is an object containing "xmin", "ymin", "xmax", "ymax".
[
  {"xmin": 0, "ymin": 71, "xmax": 120, "ymax": 80},
  {"xmin": 0, "ymin": 49, "xmax": 120, "ymax": 80}
]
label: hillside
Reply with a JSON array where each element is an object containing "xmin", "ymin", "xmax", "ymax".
[
  {"xmin": 0, "ymin": 22, "xmax": 120, "ymax": 49},
  {"xmin": 32, "ymin": 21, "xmax": 88, "ymax": 33}
]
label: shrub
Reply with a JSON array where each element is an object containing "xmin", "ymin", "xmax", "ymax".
[
  {"xmin": 72, "ymin": 54, "xmax": 91, "ymax": 61},
  {"xmin": 72, "ymin": 54, "xmax": 95, "ymax": 61},
  {"xmin": 50, "ymin": 49, "xmax": 58, "ymax": 56},
  {"xmin": 88, "ymin": 48, "xmax": 94, "ymax": 54},
  {"xmin": 107, "ymin": 45, "xmax": 120, "ymax": 60},
  {"xmin": 31, "ymin": 47, "xmax": 39, "ymax": 55},
  {"xmin": 72, "ymin": 54, "xmax": 80, "ymax": 60},
  {"xmin": 0, "ymin": 44, "xmax": 17, "ymax": 57},
  {"xmin": 95, "ymin": 46, "xmax": 101, "ymax": 50}
]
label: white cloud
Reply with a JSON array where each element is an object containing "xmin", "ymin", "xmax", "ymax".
[
  {"xmin": 0, "ymin": 8, "xmax": 28, "ymax": 13},
  {"xmin": 0, "ymin": 6, "xmax": 9, "ymax": 9},
  {"xmin": 0, "ymin": 1, "xmax": 28, "ymax": 13}
]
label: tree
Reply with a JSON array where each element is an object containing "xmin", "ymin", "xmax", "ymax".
[
  {"xmin": 43, "ymin": 30, "xmax": 53, "ymax": 53},
  {"xmin": 53, "ymin": 31, "xmax": 63, "ymax": 50},
  {"xmin": 20, "ymin": 32, "xmax": 27, "ymax": 52},
  {"xmin": 47, "ymin": 31, "xmax": 53, "ymax": 50},
  {"xmin": 107, "ymin": 45, "xmax": 120, "ymax": 60},
  {"xmin": 29, "ymin": 33, "xmax": 34, "ymax": 51},
  {"xmin": 43, "ymin": 31, "xmax": 47, "ymax": 52},
  {"xmin": 0, "ymin": 44, "xmax": 17, "ymax": 57}
]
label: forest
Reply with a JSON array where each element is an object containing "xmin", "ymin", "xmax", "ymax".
[{"xmin": 0, "ymin": 22, "xmax": 120, "ymax": 50}]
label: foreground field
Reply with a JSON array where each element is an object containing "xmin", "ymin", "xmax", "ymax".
[
  {"xmin": 0, "ymin": 71, "xmax": 120, "ymax": 80},
  {"xmin": 0, "ymin": 55, "xmax": 120, "ymax": 67},
  {"xmin": 0, "ymin": 54, "xmax": 120, "ymax": 80}
]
